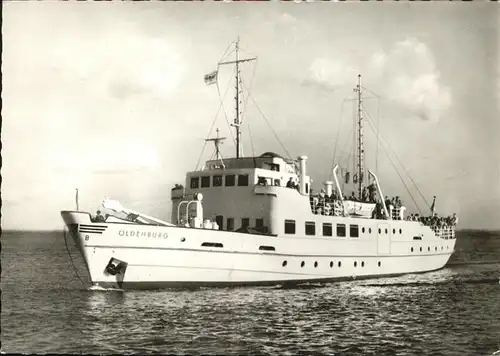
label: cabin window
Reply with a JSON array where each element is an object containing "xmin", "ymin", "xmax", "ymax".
[
  {"xmin": 284, "ymin": 220, "xmax": 295, "ymax": 234},
  {"xmin": 257, "ymin": 176, "xmax": 268, "ymax": 186},
  {"xmin": 305, "ymin": 221, "xmax": 315, "ymax": 236},
  {"xmin": 227, "ymin": 218, "xmax": 234, "ymax": 231},
  {"xmin": 350, "ymin": 225, "xmax": 359, "ymax": 238},
  {"xmin": 259, "ymin": 245, "xmax": 275, "ymax": 251},
  {"xmin": 274, "ymin": 179, "xmax": 280, "ymax": 186},
  {"xmin": 241, "ymin": 218, "xmax": 250, "ymax": 229},
  {"xmin": 305, "ymin": 183, "xmax": 309, "ymax": 194},
  {"xmin": 269, "ymin": 163, "xmax": 280, "ymax": 172},
  {"xmin": 337, "ymin": 224, "xmax": 346, "ymax": 237},
  {"xmin": 190, "ymin": 177, "xmax": 199, "ymax": 189},
  {"xmin": 238, "ymin": 174, "xmax": 249, "ymax": 186},
  {"xmin": 201, "ymin": 176, "xmax": 210, "ymax": 188},
  {"xmin": 225, "ymin": 175, "xmax": 235, "ymax": 187},
  {"xmin": 215, "ymin": 215, "xmax": 223, "ymax": 230},
  {"xmin": 256, "ymin": 218, "xmax": 264, "ymax": 229},
  {"xmin": 201, "ymin": 242, "xmax": 223, "ymax": 248},
  {"xmin": 323, "ymin": 223, "xmax": 333, "ymax": 237},
  {"xmin": 213, "ymin": 175, "xmax": 222, "ymax": 187}
]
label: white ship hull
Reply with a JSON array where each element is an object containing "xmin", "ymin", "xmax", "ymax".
[{"xmin": 62, "ymin": 210, "xmax": 456, "ymax": 290}]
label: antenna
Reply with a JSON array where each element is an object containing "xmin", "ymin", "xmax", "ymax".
[
  {"xmin": 205, "ymin": 128, "xmax": 227, "ymax": 168},
  {"xmin": 75, "ymin": 188, "xmax": 79, "ymax": 211},
  {"xmin": 353, "ymin": 74, "xmax": 364, "ymax": 200},
  {"xmin": 218, "ymin": 37, "xmax": 257, "ymax": 159}
]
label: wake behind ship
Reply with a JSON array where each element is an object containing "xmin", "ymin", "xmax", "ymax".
[{"xmin": 61, "ymin": 39, "xmax": 458, "ymax": 290}]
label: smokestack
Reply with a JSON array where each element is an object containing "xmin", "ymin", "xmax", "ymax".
[{"xmin": 298, "ymin": 156, "xmax": 308, "ymax": 194}]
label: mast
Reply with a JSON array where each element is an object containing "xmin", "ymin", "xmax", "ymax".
[
  {"xmin": 218, "ymin": 38, "xmax": 256, "ymax": 159},
  {"xmin": 354, "ymin": 74, "xmax": 364, "ymax": 200},
  {"xmin": 235, "ymin": 38, "xmax": 242, "ymax": 158},
  {"xmin": 205, "ymin": 128, "xmax": 227, "ymax": 167}
]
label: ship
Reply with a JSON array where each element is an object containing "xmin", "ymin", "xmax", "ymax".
[{"xmin": 61, "ymin": 39, "xmax": 458, "ymax": 290}]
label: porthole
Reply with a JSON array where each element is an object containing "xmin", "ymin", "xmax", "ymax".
[
  {"xmin": 378, "ymin": 228, "xmax": 381, "ymax": 234},
  {"xmin": 435, "ymin": 247, "xmax": 437, "ymax": 251},
  {"xmin": 399, "ymin": 229, "xmax": 402, "ymax": 234},
  {"xmin": 354, "ymin": 261, "xmax": 357, "ymax": 267},
  {"xmin": 441, "ymin": 246, "xmax": 443, "ymax": 251},
  {"xmin": 447, "ymin": 246, "xmax": 449, "ymax": 250},
  {"xmin": 282, "ymin": 260, "xmax": 287, "ymax": 267},
  {"xmin": 338, "ymin": 261, "xmax": 342, "ymax": 267},
  {"xmin": 361, "ymin": 261, "xmax": 365, "ymax": 267},
  {"xmin": 385, "ymin": 229, "xmax": 388, "ymax": 234},
  {"xmin": 314, "ymin": 261, "xmax": 318, "ymax": 268},
  {"xmin": 362, "ymin": 227, "xmax": 365, "ymax": 233},
  {"xmin": 301, "ymin": 261, "xmax": 305, "ymax": 268},
  {"xmin": 378, "ymin": 261, "xmax": 381, "ymax": 267},
  {"xmin": 420, "ymin": 247, "xmax": 422, "ymax": 252},
  {"xmin": 369, "ymin": 228, "xmax": 372, "ymax": 233},
  {"xmin": 428, "ymin": 246, "xmax": 430, "ymax": 252},
  {"xmin": 330, "ymin": 261, "xmax": 334, "ymax": 268},
  {"xmin": 392, "ymin": 228, "xmax": 396, "ymax": 234},
  {"xmin": 411, "ymin": 247, "xmax": 414, "ymax": 252}
]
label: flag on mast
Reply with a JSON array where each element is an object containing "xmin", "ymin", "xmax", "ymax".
[{"xmin": 204, "ymin": 70, "xmax": 218, "ymax": 86}]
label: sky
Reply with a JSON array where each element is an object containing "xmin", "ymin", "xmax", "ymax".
[{"xmin": 2, "ymin": 1, "xmax": 499, "ymax": 230}]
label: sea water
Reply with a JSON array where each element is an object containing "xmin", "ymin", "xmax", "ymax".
[{"xmin": 1, "ymin": 230, "xmax": 499, "ymax": 355}]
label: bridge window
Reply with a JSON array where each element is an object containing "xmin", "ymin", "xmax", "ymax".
[
  {"xmin": 213, "ymin": 175, "xmax": 222, "ymax": 187},
  {"xmin": 238, "ymin": 174, "xmax": 249, "ymax": 186},
  {"xmin": 350, "ymin": 225, "xmax": 359, "ymax": 238},
  {"xmin": 190, "ymin": 177, "xmax": 199, "ymax": 189},
  {"xmin": 285, "ymin": 220, "xmax": 295, "ymax": 234},
  {"xmin": 201, "ymin": 176, "xmax": 210, "ymax": 188},
  {"xmin": 241, "ymin": 218, "xmax": 250, "ymax": 229},
  {"xmin": 225, "ymin": 175, "xmax": 235, "ymax": 187},
  {"xmin": 323, "ymin": 223, "xmax": 333, "ymax": 237},
  {"xmin": 337, "ymin": 224, "xmax": 346, "ymax": 237},
  {"xmin": 227, "ymin": 218, "xmax": 234, "ymax": 231},
  {"xmin": 305, "ymin": 221, "xmax": 315, "ymax": 235}
]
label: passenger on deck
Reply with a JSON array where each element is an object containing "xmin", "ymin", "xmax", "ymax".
[
  {"xmin": 367, "ymin": 183, "xmax": 376, "ymax": 202},
  {"xmin": 94, "ymin": 210, "xmax": 105, "ymax": 222},
  {"xmin": 384, "ymin": 196, "xmax": 391, "ymax": 209},
  {"xmin": 362, "ymin": 187, "xmax": 368, "ymax": 202},
  {"xmin": 349, "ymin": 192, "xmax": 356, "ymax": 201},
  {"xmin": 286, "ymin": 177, "xmax": 294, "ymax": 188}
]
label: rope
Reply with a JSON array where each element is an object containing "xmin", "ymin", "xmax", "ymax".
[
  {"xmin": 240, "ymin": 80, "xmax": 293, "ymax": 161},
  {"xmin": 63, "ymin": 226, "xmax": 86, "ymax": 286},
  {"xmin": 216, "ymin": 73, "xmax": 236, "ymax": 146},
  {"xmin": 330, "ymin": 98, "xmax": 350, "ymax": 178},
  {"xmin": 194, "ymin": 73, "xmax": 234, "ymax": 171},
  {"xmin": 362, "ymin": 109, "xmax": 422, "ymax": 214},
  {"xmin": 362, "ymin": 103, "xmax": 431, "ymax": 210},
  {"xmin": 247, "ymin": 121, "xmax": 257, "ymax": 167}
]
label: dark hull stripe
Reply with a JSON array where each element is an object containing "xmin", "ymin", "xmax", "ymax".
[
  {"xmin": 84, "ymin": 244, "xmax": 453, "ymax": 258},
  {"xmin": 80, "ymin": 224, "xmax": 107, "ymax": 228}
]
